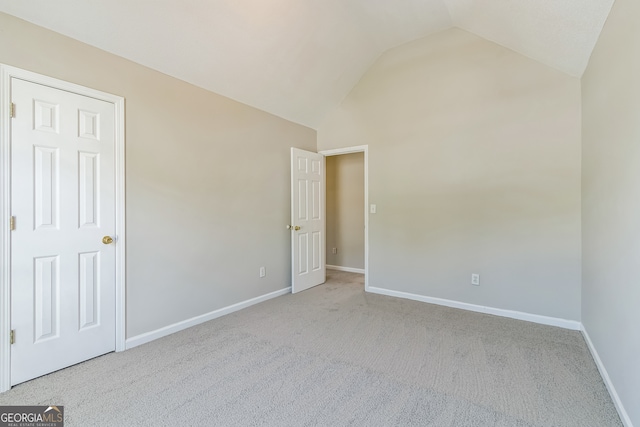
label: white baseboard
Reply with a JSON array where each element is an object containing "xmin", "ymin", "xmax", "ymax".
[
  {"xmin": 125, "ymin": 287, "xmax": 291, "ymax": 350},
  {"xmin": 367, "ymin": 286, "xmax": 582, "ymax": 330},
  {"xmin": 581, "ymin": 326, "xmax": 634, "ymax": 427},
  {"xmin": 326, "ymin": 265, "xmax": 365, "ymax": 274}
]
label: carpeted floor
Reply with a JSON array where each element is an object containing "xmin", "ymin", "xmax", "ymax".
[{"xmin": 0, "ymin": 271, "xmax": 622, "ymax": 426}]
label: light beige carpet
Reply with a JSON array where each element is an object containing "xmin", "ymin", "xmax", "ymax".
[{"xmin": 0, "ymin": 271, "xmax": 622, "ymax": 426}]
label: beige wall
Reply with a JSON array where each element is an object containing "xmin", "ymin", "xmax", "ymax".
[
  {"xmin": 326, "ymin": 153, "xmax": 365, "ymax": 270},
  {"xmin": 0, "ymin": 12, "xmax": 316, "ymax": 338},
  {"xmin": 581, "ymin": 0, "xmax": 640, "ymax": 423},
  {"xmin": 318, "ymin": 28, "xmax": 582, "ymax": 320}
]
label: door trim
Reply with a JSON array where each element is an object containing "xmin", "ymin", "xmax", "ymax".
[
  {"xmin": 0, "ymin": 64, "xmax": 126, "ymax": 392},
  {"xmin": 319, "ymin": 145, "xmax": 369, "ymax": 291}
]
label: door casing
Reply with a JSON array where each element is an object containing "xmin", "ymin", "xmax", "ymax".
[
  {"xmin": 319, "ymin": 145, "xmax": 369, "ymax": 291},
  {"xmin": 0, "ymin": 64, "xmax": 126, "ymax": 392}
]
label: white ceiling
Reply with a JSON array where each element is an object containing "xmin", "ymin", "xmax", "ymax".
[{"xmin": 0, "ymin": 0, "xmax": 614, "ymax": 128}]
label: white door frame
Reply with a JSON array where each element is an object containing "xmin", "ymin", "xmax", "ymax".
[
  {"xmin": 319, "ymin": 145, "xmax": 369, "ymax": 291},
  {"xmin": 0, "ymin": 64, "xmax": 126, "ymax": 392}
]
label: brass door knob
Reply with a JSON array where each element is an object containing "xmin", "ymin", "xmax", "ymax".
[
  {"xmin": 102, "ymin": 236, "xmax": 114, "ymax": 245},
  {"xmin": 286, "ymin": 225, "xmax": 301, "ymax": 231}
]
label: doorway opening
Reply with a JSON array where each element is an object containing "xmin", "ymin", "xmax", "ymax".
[{"xmin": 320, "ymin": 146, "xmax": 369, "ymax": 290}]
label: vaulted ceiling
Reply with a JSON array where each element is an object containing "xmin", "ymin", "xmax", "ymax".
[{"xmin": 0, "ymin": 0, "xmax": 614, "ymax": 128}]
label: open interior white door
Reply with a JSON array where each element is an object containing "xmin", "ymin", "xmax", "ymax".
[
  {"xmin": 10, "ymin": 78, "xmax": 116, "ymax": 385},
  {"xmin": 290, "ymin": 148, "xmax": 325, "ymax": 293}
]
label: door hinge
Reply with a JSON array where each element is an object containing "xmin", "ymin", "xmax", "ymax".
[
  {"xmin": 10, "ymin": 330, "xmax": 15, "ymax": 345},
  {"xmin": 10, "ymin": 216, "xmax": 15, "ymax": 231},
  {"xmin": 10, "ymin": 103, "xmax": 15, "ymax": 118}
]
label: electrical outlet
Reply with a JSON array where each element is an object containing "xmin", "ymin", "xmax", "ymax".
[
  {"xmin": 471, "ymin": 274, "xmax": 480, "ymax": 286},
  {"xmin": 332, "ymin": 248, "xmax": 337, "ymax": 254},
  {"xmin": 259, "ymin": 267, "xmax": 266, "ymax": 278}
]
